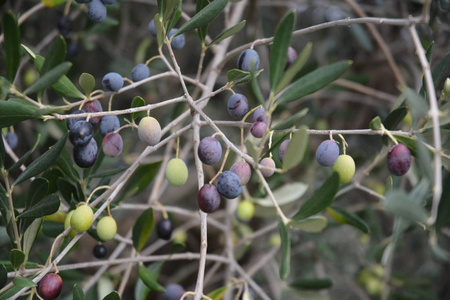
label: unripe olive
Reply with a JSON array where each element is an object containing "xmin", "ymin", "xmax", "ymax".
[
  {"xmin": 236, "ymin": 200, "xmax": 255, "ymax": 222},
  {"xmin": 165, "ymin": 158, "xmax": 188, "ymax": 186},
  {"xmin": 332, "ymin": 154, "xmax": 355, "ymax": 184},
  {"xmin": 70, "ymin": 204, "xmax": 94, "ymax": 233},
  {"xmin": 64, "ymin": 210, "xmax": 77, "ymax": 238},
  {"xmin": 44, "ymin": 211, "xmax": 66, "ymax": 223},
  {"xmin": 138, "ymin": 116, "xmax": 162, "ymax": 146},
  {"xmin": 96, "ymin": 216, "xmax": 117, "ymax": 241}
]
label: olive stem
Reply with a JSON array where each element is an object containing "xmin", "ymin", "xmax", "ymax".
[
  {"xmin": 380, "ymin": 124, "xmax": 399, "ymax": 145},
  {"xmin": 86, "ymin": 185, "xmax": 110, "ymax": 205},
  {"xmin": 338, "ymin": 134, "xmax": 348, "ymax": 155},
  {"xmin": 209, "ymin": 147, "xmax": 231, "ymax": 185},
  {"xmin": 2, "ymin": 169, "xmax": 21, "ymax": 252}
]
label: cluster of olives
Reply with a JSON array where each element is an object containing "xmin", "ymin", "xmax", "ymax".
[
  {"xmin": 196, "ymin": 135, "xmax": 255, "ymax": 213},
  {"xmin": 315, "ymin": 138, "xmax": 412, "ymax": 185},
  {"xmin": 64, "ymin": 203, "xmax": 117, "ymax": 240},
  {"xmin": 315, "ymin": 139, "xmax": 355, "ymax": 184},
  {"xmin": 67, "ymin": 100, "xmax": 124, "ymax": 167}
]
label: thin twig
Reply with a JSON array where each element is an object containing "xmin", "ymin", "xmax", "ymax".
[{"xmin": 408, "ymin": 26, "xmax": 443, "ymax": 225}]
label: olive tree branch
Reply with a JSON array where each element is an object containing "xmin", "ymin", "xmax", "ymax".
[
  {"xmin": 408, "ymin": 25, "xmax": 443, "ymax": 225},
  {"xmin": 221, "ymin": 15, "xmax": 427, "ymax": 69}
]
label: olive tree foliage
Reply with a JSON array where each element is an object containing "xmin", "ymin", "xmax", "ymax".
[{"xmin": 0, "ymin": 0, "xmax": 450, "ymax": 299}]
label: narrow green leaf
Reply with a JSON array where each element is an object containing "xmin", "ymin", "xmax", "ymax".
[
  {"xmin": 349, "ymin": 24, "xmax": 373, "ymax": 52},
  {"xmin": 282, "ymin": 128, "xmax": 309, "ymax": 171},
  {"xmin": 157, "ymin": 0, "xmax": 164, "ymax": 17},
  {"xmin": 13, "ymin": 133, "xmax": 68, "ymax": 186},
  {"xmin": 431, "ymin": 51, "xmax": 450, "ymax": 89},
  {"xmin": 327, "ymin": 206, "xmax": 370, "ymax": 234},
  {"xmin": 42, "ymin": 220, "xmax": 65, "ymax": 238},
  {"xmin": 0, "ymin": 126, "xmax": 5, "ymax": 169},
  {"xmin": 436, "ymin": 172, "xmax": 450, "ymax": 232},
  {"xmin": 254, "ymin": 183, "xmax": 308, "ymax": 207},
  {"xmin": 270, "ymin": 10, "xmax": 295, "ymax": 90},
  {"xmin": 0, "ymin": 98, "xmax": 39, "ymax": 128},
  {"xmin": 17, "ymin": 194, "xmax": 60, "ymax": 219},
  {"xmin": 79, "ymin": 73, "xmax": 96, "ymax": 96},
  {"xmin": 131, "ymin": 96, "xmax": 147, "ymax": 122},
  {"xmin": 33, "ymin": 55, "xmax": 84, "ymax": 99},
  {"xmin": 56, "ymin": 148, "xmax": 80, "ymax": 182},
  {"xmin": 0, "ymin": 286, "xmax": 22, "ymax": 300},
  {"xmin": 227, "ymin": 69, "xmax": 250, "ymax": 83},
  {"xmin": 278, "ymin": 217, "xmax": 290, "ymax": 280},
  {"xmin": 403, "ymin": 88, "xmax": 428, "ymax": 124},
  {"xmin": 0, "ymin": 76, "xmax": 12, "ymax": 101},
  {"xmin": 416, "ymin": 135, "xmax": 433, "ymax": 181},
  {"xmin": 135, "ymin": 262, "xmax": 164, "ymax": 300},
  {"xmin": 132, "ymin": 208, "xmax": 154, "ymax": 252},
  {"xmin": 176, "ymin": 0, "xmax": 228, "ymax": 36},
  {"xmin": 8, "ymin": 134, "xmax": 41, "ymax": 172},
  {"xmin": 26, "ymin": 177, "xmax": 49, "ymax": 209},
  {"xmin": 382, "ymin": 106, "xmax": 408, "ymax": 145},
  {"xmin": 249, "ymin": 71, "xmax": 265, "ymax": 105},
  {"xmin": 154, "ymin": 14, "xmax": 164, "ymax": 50},
  {"xmin": 41, "ymin": 36, "xmax": 67, "ymax": 75},
  {"xmin": 0, "ymin": 265, "xmax": 6, "ymax": 289},
  {"xmin": 208, "ymin": 20, "xmax": 246, "ymax": 47},
  {"xmin": 168, "ymin": 2, "xmax": 183, "ymax": 33},
  {"xmin": 277, "ymin": 61, "xmax": 352, "ymax": 104},
  {"xmin": 138, "ymin": 264, "xmax": 166, "ymax": 292},
  {"xmin": 162, "ymin": 0, "xmax": 181, "ymax": 32},
  {"xmin": 289, "ymin": 278, "xmax": 333, "ymax": 290},
  {"xmin": 196, "ymin": 0, "xmax": 210, "ymax": 42},
  {"xmin": 271, "ymin": 108, "xmax": 309, "ymax": 130},
  {"xmin": 24, "ymin": 62, "xmax": 72, "ymax": 95},
  {"xmin": 22, "ymin": 218, "xmax": 42, "ymax": 262},
  {"xmin": 293, "ymin": 172, "xmax": 340, "ymax": 220},
  {"xmin": 2, "ymin": 12, "xmax": 21, "ymax": 81},
  {"xmin": 206, "ymin": 286, "xmax": 229, "ymax": 299},
  {"xmin": 383, "ymin": 106, "xmax": 408, "ymax": 130},
  {"xmin": 288, "ymin": 216, "xmax": 327, "ymax": 233},
  {"xmin": 9, "ymin": 249, "xmax": 25, "ymax": 270},
  {"xmin": 120, "ymin": 161, "xmax": 161, "ymax": 200},
  {"xmin": 103, "ymin": 291, "xmax": 120, "ymax": 300},
  {"xmin": 41, "ymin": 0, "xmax": 67, "ymax": 7},
  {"xmin": 384, "ymin": 190, "xmax": 428, "ymax": 224},
  {"xmin": 12, "ymin": 276, "xmax": 36, "ymax": 288},
  {"xmin": 73, "ymin": 284, "xmax": 85, "ymax": 300},
  {"xmin": 87, "ymin": 167, "xmax": 127, "ymax": 179},
  {"xmin": 369, "ymin": 116, "xmax": 382, "ymax": 131}
]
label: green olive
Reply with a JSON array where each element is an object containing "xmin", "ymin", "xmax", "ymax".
[
  {"xmin": 332, "ymin": 154, "xmax": 355, "ymax": 184},
  {"xmin": 70, "ymin": 204, "xmax": 94, "ymax": 233},
  {"xmin": 96, "ymin": 216, "xmax": 117, "ymax": 241},
  {"xmin": 64, "ymin": 210, "xmax": 77, "ymax": 238},
  {"xmin": 45, "ymin": 211, "xmax": 66, "ymax": 223},
  {"xmin": 236, "ymin": 200, "xmax": 255, "ymax": 222},
  {"xmin": 165, "ymin": 158, "xmax": 188, "ymax": 186}
]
